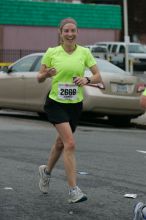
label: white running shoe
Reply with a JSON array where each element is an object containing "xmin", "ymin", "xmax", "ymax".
[
  {"xmin": 39, "ymin": 165, "xmax": 51, "ymax": 194},
  {"xmin": 68, "ymin": 186, "xmax": 87, "ymax": 204}
]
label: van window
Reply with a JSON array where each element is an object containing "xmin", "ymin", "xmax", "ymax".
[
  {"xmin": 107, "ymin": 44, "xmax": 112, "ymax": 52},
  {"xmin": 119, "ymin": 45, "xmax": 125, "ymax": 53},
  {"xmin": 111, "ymin": 45, "xmax": 117, "ymax": 53},
  {"xmin": 128, "ymin": 44, "xmax": 146, "ymax": 53}
]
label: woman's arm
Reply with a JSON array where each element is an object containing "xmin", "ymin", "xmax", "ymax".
[
  {"xmin": 88, "ymin": 64, "xmax": 102, "ymax": 84},
  {"xmin": 73, "ymin": 64, "xmax": 102, "ymax": 86}
]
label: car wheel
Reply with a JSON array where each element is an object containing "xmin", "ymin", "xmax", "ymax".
[{"xmin": 108, "ymin": 115, "xmax": 131, "ymax": 126}]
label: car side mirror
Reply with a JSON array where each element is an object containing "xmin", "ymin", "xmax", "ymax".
[
  {"xmin": 1, "ymin": 66, "xmax": 12, "ymax": 73},
  {"xmin": 1, "ymin": 66, "xmax": 8, "ymax": 72}
]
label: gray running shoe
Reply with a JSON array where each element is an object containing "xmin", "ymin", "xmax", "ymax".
[
  {"xmin": 133, "ymin": 202, "xmax": 146, "ymax": 220},
  {"xmin": 68, "ymin": 186, "xmax": 87, "ymax": 204},
  {"xmin": 39, "ymin": 165, "xmax": 51, "ymax": 194}
]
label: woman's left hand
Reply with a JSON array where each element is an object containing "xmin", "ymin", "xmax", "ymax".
[{"xmin": 73, "ymin": 77, "xmax": 88, "ymax": 86}]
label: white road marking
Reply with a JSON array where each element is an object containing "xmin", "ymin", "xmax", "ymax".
[
  {"xmin": 78, "ymin": 171, "xmax": 89, "ymax": 175},
  {"xmin": 136, "ymin": 150, "xmax": 146, "ymax": 154},
  {"xmin": 4, "ymin": 187, "xmax": 13, "ymax": 190},
  {"xmin": 124, "ymin": 193, "xmax": 137, "ymax": 199}
]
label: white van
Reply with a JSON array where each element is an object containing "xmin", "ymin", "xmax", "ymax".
[{"xmin": 95, "ymin": 42, "xmax": 146, "ymax": 71}]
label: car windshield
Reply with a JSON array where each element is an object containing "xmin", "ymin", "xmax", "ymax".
[
  {"xmin": 128, "ymin": 44, "xmax": 146, "ymax": 53},
  {"xmin": 92, "ymin": 47, "xmax": 107, "ymax": 53},
  {"xmin": 96, "ymin": 59, "xmax": 127, "ymax": 75}
]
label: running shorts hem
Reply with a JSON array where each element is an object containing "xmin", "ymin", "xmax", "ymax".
[{"xmin": 44, "ymin": 97, "xmax": 83, "ymax": 132}]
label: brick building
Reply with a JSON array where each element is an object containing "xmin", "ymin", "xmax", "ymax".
[{"xmin": 0, "ymin": 0, "xmax": 121, "ymax": 52}]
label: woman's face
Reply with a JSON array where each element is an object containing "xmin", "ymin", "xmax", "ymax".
[{"xmin": 60, "ymin": 23, "xmax": 78, "ymax": 46}]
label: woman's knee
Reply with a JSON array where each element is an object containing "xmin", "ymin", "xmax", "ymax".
[
  {"xmin": 55, "ymin": 137, "xmax": 64, "ymax": 151},
  {"xmin": 64, "ymin": 139, "xmax": 76, "ymax": 151}
]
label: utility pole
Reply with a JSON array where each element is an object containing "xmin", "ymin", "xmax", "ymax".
[{"xmin": 123, "ymin": 0, "xmax": 130, "ymax": 72}]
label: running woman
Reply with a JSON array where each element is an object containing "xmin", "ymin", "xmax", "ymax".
[{"xmin": 37, "ymin": 17, "xmax": 102, "ymax": 203}]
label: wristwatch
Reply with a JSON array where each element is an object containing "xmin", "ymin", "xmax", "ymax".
[{"xmin": 85, "ymin": 77, "xmax": 91, "ymax": 84}]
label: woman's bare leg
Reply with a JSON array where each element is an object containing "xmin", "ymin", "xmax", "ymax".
[
  {"xmin": 39, "ymin": 121, "xmax": 87, "ymax": 202},
  {"xmin": 39, "ymin": 135, "xmax": 64, "ymax": 193},
  {"xmin": 55, "ymin": 122, "xmax": 76, "ymax": 188},
  {"xmin": 47, "ymin": 135, "xmax": 64, "ymax": 173}
]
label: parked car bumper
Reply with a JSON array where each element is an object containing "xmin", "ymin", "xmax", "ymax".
[{"xmin": 83, "ymin": 86, "xmax": 144, "ymax": 117}]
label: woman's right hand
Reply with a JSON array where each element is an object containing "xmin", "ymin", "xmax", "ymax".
[
  {"xmin": 45, "ymin": 67, "xmax": 56, "ymax": 78},
  {"xmin": 37, "ymin": 65, "xmax": 56, "ymax": 82}
]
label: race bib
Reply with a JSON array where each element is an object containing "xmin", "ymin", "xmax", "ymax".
[{"xmin": 58, "ymin": 83, "xmax": 78, "ymax": 100}]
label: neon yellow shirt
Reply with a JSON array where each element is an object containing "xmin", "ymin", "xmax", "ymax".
[
  {"xmin": 142, "ymin": 89, "xmax": 146, "ymax": 96},
  {"xmin": 41, "ymin": 45, "xmax": 96, "ymax": 103}
]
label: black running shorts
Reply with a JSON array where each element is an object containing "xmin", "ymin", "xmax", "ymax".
[{"xmin": 44, "ymin": 97, "xmax": 83, "ymax": 132}]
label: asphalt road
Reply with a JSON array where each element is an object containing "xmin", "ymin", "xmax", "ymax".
[{"xmin": 0, "ymin": 113, "xmax": 146, "ymax": 220}]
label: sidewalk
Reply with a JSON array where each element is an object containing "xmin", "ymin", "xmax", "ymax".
[{"xmin": 131, "ymin": 112, "xmax": 146, "ymax": 128}]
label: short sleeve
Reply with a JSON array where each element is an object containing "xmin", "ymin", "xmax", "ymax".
[
  {"xmin": 85, "ymin": 48, "xmax": 96, "ymax": 68},
  {"xmin": 41, "ymin": 48, "xmax": 52, "ymax": 67}
]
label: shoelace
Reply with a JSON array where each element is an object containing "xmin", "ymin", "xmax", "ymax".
[
  {"xmin": 42, "ymin": 173, "xmax": 50, "ymax": 186},
  {"xmin": 42, "ymin": 178, "xmax": 49, "ymax": 186},
  {"xmin": 70, "ymin": 187, "xmax": 82, "ymax": 196}
]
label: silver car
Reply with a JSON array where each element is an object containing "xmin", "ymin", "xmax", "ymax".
[
  {"xmin": 0, "ymin": 53, "xmax": 145, "ymax": 124},
  {"xmin": 85, "ymin": 45, "xmax": 108, "ymax": 59}
]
